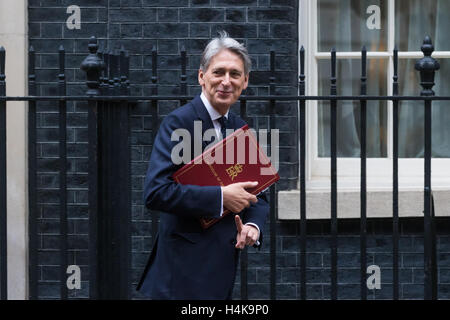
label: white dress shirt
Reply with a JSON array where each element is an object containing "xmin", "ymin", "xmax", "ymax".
[{"xmin": 200, "ymin": 93, "xmax": 260, "ymax": 245}]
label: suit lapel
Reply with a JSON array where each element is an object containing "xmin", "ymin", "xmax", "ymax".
[
  {"xmin": 191, "ymin": 95, "xmax": 217, "ymax": 151},
  {"xmin": 192, "ymin": 95, "xmax": 214, "ymax": 129},
  {"xmin": 227, "ymin": 111, "xmax": 237, "ymax": 130}
]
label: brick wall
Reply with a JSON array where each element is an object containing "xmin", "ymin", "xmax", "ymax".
[
  {"xmin": 28, "ymin": 0, "xmax": 450, "ymax": 300},
  {"xmin": 233, "ymin": 218, "xmax": 450, "ymax": 300}
]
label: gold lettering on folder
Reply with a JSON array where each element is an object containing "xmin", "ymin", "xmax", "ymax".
[{"xmin": 226, "ymin": 164, "xmax": 243, "ymax": 181}]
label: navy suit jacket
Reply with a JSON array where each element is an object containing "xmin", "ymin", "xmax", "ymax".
[{"xmin": 136, "ymin": 95, "xmax": 270, "ymax": 300}]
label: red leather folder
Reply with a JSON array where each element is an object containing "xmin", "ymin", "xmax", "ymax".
[{"xmin": 172, "ymin": 124, "xmax": 279, "ymax": 229}]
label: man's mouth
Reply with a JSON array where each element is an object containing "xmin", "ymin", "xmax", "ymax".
[{"xmin": 217, "ymin": 90, "xmax": 232, "ymax": 95}]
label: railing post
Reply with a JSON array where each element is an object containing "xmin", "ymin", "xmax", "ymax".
[
  {"xmin": 269, "ymin": 48, "xmax": 277, "ymax": 301},
  {"xmin": 80, "ymin": 36, "xmax": 103, "ymax": 299},
  {"xmin": 430, "ymin": 194, "xmax": 438, "ymax": 298},
  {"xmin": 118, "ymin": 45, "xmax": 131, "ymax": 299},
  {"xmin": 58, "ymin": 45, "xmax": 68, "ymax": 300},
  {"xmin": 28, "ymin": 45, "xmax": 38, "ymax": 300},
  {"xmin": 112, "ymin": 50, "xmax": 120, "ymax": 95},
  {"xmin": 330, "ymin": 48, "xmax": 338, "ymax": 300},
  {"xmin": 180, "ymin": 45, "xmax": 187, "ymax": 106},
  {"xmin": 120, "ymin": 46, "xmax": 128, "ymax": 96},
  {"xmin": 415, "ymin": 35, "xmax": 439, "ymax": 300},
  {"xmin": 0, "ymin": 46, "xmax": 7, "ymax": 300},
  {"xmin": 392, "ymin": 45, "xmax": 400, "ymax": 300},
  {"xmin": 150, "ymin": 45, "xmax": 159, "ymax": 248},
  {"xmin": 299, "ymin": 45, "xmax": 307, "ymax": 301},
  {"xmin": 360, "ymin": 46, "xmax": 367, "ymax": 300},
  {"xmin": 98, "ymin": 45, "xmax": 105, "ymax": 96},
  {"xmin": 102, "ymin": 49, "xmax": 109, "ymax": 96},
  {"xmin": 125, "ymin": 50, "xmax": 130, "ymax": 95},
  {"xmin": 108, "ymin": 49, "xmax": 115, "ymax": 97},
  {"xmin": 239, "ymin": 96, "xmax": 248, "ymax": 301}
]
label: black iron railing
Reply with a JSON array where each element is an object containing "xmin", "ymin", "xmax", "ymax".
[
  {"xmin": 0, "ymin": 35, "xmax": 443, "ymax": 300},
  {"xmin": 0, "ymin": 46, "xmax": 6, "ymax": 301}
]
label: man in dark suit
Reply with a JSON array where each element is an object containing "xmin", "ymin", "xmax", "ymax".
[{"xmin": 137, "ymin": 32, "xmax": 270, "ymax": 299}]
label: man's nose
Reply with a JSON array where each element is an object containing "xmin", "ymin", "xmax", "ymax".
[{"xmin": 221, "ymin": 73, "xmax": 231, "ymax": 86}]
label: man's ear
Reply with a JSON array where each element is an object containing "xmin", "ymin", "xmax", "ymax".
[
  {"xmin": 198, "ymin": 68, "xmax": 205, "ymax": 86},
  {"xmin": 243, "ymin": 74, "xmax": 249, "ymax": 90}
]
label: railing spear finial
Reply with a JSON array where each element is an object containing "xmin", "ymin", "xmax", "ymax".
[
  {"xmin": 415, "ymin": 36, "xmax": 440, "ymax": 96},
  {"xmin": 80, "ymin": 36, "xmax": 105, "ymax": 96}
]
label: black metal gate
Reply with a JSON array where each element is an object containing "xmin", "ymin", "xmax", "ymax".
[
  {"xmin": 0, "ymin": 35, "xmax": 442, "ymax": 300},
  {"xmin": 27, "ymin": 38, "xmax": 133, "ymax": 300}
]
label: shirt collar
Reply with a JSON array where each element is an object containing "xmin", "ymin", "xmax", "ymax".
[{"xmin": 200, "ymin": 92, "xmax": 229, "ymax": 121}]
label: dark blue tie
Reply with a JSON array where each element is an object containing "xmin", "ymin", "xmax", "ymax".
[{"xmin": 217, "ymin": 116, "xmax": 228, "ymax": 140}]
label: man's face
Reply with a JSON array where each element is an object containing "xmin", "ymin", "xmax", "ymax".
[{"xmin": 198, "ymin": 49, "xmax": 249, "ymax": 115}]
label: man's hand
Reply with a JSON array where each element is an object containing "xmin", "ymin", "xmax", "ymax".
[
  {"xmin": 221, "ymin": 181, "xmax": 258, "ymax": 213},
  {"xmin": 234, "ymin": 215, "xmax": 259, "ymax": 249}
]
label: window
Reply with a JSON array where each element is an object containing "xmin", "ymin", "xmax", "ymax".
[{"xmin": 299, "ymin": 0, "xmax": 450, "ymax": 191}]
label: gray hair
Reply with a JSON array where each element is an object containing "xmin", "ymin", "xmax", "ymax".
[{"xmin": 200, "ymin": 31, "xmax": 251, "ymax": 75}]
